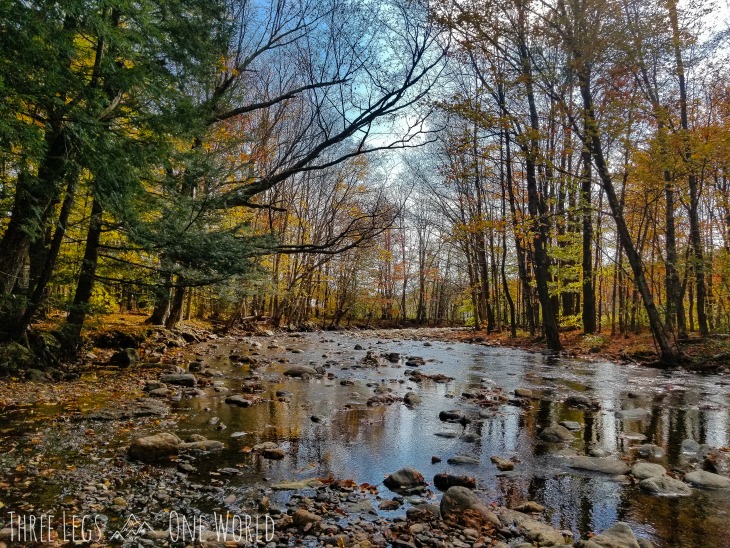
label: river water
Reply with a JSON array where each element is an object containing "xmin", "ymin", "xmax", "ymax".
[{"xmin": 167, "ymin": 329, "xmax": 730, "ymax": 547}]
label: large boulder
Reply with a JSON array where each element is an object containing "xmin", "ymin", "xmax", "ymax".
[
  {"xmin": 128, "ymin": 433, "xmax": 181, "ymax": 461},
  {"xmin": 383, "ymin": 467, "xmax": 426, "ymax": 491},
  {"xmin": 684, "ymin": 470, "xmax": 730, "ymax": 489},
  {"xmin": 441, "ymin": 486, "xmax": 499, "ymax": 527},
  {"xmin": 639, "ymin": 475, "xmax": 692, "ymax": 497}
]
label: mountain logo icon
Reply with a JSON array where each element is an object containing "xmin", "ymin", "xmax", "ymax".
[{"xmin": 109, "ymin": 514, "xmax": 155, "ymax": 541}]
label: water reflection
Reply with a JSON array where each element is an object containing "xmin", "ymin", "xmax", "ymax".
[{"xmin": 154, "ymin": 333, "xmax": 730, "ymax": 546}]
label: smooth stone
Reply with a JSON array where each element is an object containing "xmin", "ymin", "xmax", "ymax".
[
  {"xmin": 566, "ymin": 456, "xmax": 630, "ymax": 475},
  {"xmin": 283, "ymin": 365, "xmax": 319, "ymax": 377},
  {"xmin": 639, "ymin": 475, "xmax": 692, "ymax": 497},
  {"xmin": 559, "ymin": 421, "xmax": 582, "ymax": 431},
  {"xmin": 515, "ymin": 388, "xmax": 533, "ymax": 398},
  {"xmin": 447, "ymin": 455, "xmax": 480, "ymax": 465},
  {"xmin": 160, "ymin": 373, "xmax": 196, "ymax": 387},
  {"xmin": 383, "ymin": 467, "xmax": 426, "ymax": 490},
  {"xmin": 631, "ymin": 462, "xmax": 666, "ymax": 480},
  {"xmin": 404, "ymin": 391, "xmax": 421, "ymax": 405},
  {"xmin": 128, "ymin": 433, "xmax": 181, "ymax": 461},
  {"xmin": 684, "ymin": 470, "xmax": 730, "ymax": 489}
]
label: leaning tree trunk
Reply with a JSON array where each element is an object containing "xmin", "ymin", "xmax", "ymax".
[{"xmin": 577, "ymin": 63, "xmax": 679, "ymax": 364}]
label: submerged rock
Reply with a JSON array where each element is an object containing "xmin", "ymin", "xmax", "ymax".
[
  {"xmin": 447, "ymin": 455, "xmax": 480, "ymax": 465},
  {"xmin": 490, "ymin": 455, "xmax": 515, "ymax": 471},
  {"xmin": 560, "ymin": 420, "xmax": 582, "ymax": 431},
  {"xmin": 616, "ymin": 408, "xmax": 650, "ymax": 421},
  {"xmin": 634, "ymin": 444, "xmax": 665, "ymax": 459},
  {"xmin": 538, "ymin": 424, "xmax": 574, "ymax": 443},
  {"xmin": 575, "ymin": 521, "xmax": 642, "ymax": 548},
  {"xmin": 684, "ymin": 470, "xmax": 730, "ymax": 489},
  {"xmin": 566, "ymin": 456, "xmax": 630, "ymax": 475},
  {"xmin": 639, "ymin": 475, "xmax": 692, "ymax": 497}
]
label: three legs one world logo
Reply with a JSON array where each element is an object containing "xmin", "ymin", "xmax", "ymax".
[{"xmin": 109, "ymin": 514, "xmax": 154, "ymax": 542}]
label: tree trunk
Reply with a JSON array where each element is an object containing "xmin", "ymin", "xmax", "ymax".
[
  {"xmin": 577, "ymin": 65, "xmax": 678, "ymax": 364},
  {"xmin": 668, "ymin": 0, "xmax": 707, "ymax": 336},
  {"xmin": 516, "ymin": 6, "xmax": 561, "ymax": 350},
  {"xmin": 63, "ymin": 196, "xmax": 103, "ymax": 348},
  {"xmin": 580, "ymin": 141, "xmax": 597, "ymax": 333}
]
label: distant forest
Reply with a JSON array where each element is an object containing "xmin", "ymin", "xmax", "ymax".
[{"xmin": 1, "ymin": 0, "xmax": 728, "ymax": 364}]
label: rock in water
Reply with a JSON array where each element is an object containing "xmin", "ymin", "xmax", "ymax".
[
  {"xmin": 514, "ymin": 388, "xmax": 533, "ymax": 398},
  {"xmin": 684, "ymin": 470, "xmax": 730, "ymax": 489},
  {"xmin": 566, "ymin": 456, "xmax": 630, "ymax": 475},
  {"xmin": 128, "ymin": 433, "xmax": 181, "ymax": 461},
  {"xmin": 440, "ymin": 486, "xmax": 499, "ymax": 527},
  {"xmin": 283, "ymin": 365, "xmax": 318, "ymax": 377},
  {"xmin": 639, "ymin": 475, "xmax": 692, "ymax": 497},
  {"xmin": 403, "ymin": 391, "xmax": 421, "ymax": 405},
  {"xmin": 383, "ymin": 467, "xmax": 426, "ymax": 490},
  {"xmin": 498, "ymin": 508, "xmax": 567, "ymax": 545},
  {"xmin": 538, "ymin": 424, "xmax": 574, "ymax": 443},
  {"xmin": 631, "ymin": 463, "xmax": 666, "ymax": 480},
  {"xmin": 490, "ymin": 455, "xmax": 515, "ymax": 471},
  {"xmin": 433, "ymin": 473, "xmax": 476, "ymax": 490},
  {"xmin": 160, "ymin": 373, "xmax": 196, "ymax": 387},
  {"xmin": 575, "ymin": 521, "xmax": 642, "ymax": 548},
  {"xmin": 447, "ymin": 455, "xmax": 480, "ymax": 465}
]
